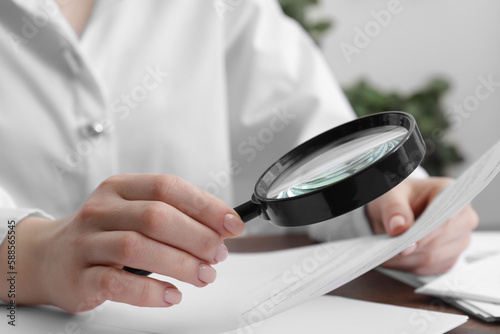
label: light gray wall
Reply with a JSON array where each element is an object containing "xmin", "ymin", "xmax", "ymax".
[{"xmin": 318, "ymin": 0, "xmax": 500, "ymax": 229}]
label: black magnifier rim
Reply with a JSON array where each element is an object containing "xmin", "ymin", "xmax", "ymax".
[{"xmin": 252, "ymin": 111, "xmax": 426, "ymax": 227}]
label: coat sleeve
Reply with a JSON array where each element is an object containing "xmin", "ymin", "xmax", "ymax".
[
  {"xmin": 222, "ymin": 0, "xmax": 375, "ymax": 238},
  {"xmin": 0, "ymin": 185, "xmax": 53, "ymax": 247}
]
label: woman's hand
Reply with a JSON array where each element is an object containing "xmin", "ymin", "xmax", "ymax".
[
  {"xmin": 366, "ymin": 177, "xmax": 479, "ymax": 276},
  {"xmin": 0, "ymin": 174, "xmax": 245, "ymax": 312}
]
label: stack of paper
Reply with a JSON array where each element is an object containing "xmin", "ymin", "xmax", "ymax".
[
  {"xmin": 379, "ymin": 229, "xmax": 500, "ymax": 322},
  {"xmin": 417, "ymin": 252, "xmax": 500, "ymax": 304}
]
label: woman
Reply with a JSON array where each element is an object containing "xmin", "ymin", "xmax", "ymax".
[{"xmin": 0, "ymin": 0, "xmax": 478, "ymax": 312}]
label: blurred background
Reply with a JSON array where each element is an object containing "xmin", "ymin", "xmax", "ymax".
[{"xmin": 279, "ymin": 0, "xmax": 500, "ymax": 230}]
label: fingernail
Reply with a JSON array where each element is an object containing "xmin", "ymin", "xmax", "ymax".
[
  {"xmin": 389, "ymin": 215, "xmax": 406, "ymax": 234},
  {"xmin": 215, "ymin": 243, "xmax": 228, "ymax": 263},
  {"xmin": 164, "ymin": 288, "xmax": 182, "ymax": 305},
  {"xmin": 198, "ymin": 264, "xmax": 216, "ymax": 284},
  {"xmin": 401, "ymin": 243, "xmax": 417, "ymax": 256},
  {"xmin": 223, "ymin": 214, "xmax": 245, "ymax": 237}
]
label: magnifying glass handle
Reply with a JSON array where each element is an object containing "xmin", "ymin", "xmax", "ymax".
[
  {"xmin": 123, "ymin": 267, "xmax": 152, "ymax": 276},
  {"xmin": 123, "ymin": 200, "xmax": 260, "ymax": 276},
  {"xmin": 233, "ymin": 200, "xmax": 261, "ymax": 223}
]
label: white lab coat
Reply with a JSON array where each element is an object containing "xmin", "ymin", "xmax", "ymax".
[{"xmin": 0, "ymin": 0, "xmax": 373, "ymax": 243}]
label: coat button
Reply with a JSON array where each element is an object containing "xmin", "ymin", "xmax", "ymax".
[{"xmin": 82, "ymin": 122, "xmax": 105, "ymax": 138}]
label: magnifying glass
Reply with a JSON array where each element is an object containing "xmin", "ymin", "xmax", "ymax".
[{"xmin": 124, "ymin": 111, "xmax": 426, "ymax": 275}]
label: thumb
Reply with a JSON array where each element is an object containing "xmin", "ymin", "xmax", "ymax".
[{"xmin": 379, "ymin": 189, "xmax": 415, "ymax": 237}]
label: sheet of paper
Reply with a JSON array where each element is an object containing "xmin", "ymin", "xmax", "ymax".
[
  {"xmin": 455, "ymin": 299, "xmax": 500, "ymax": 319},
  {"xmin": 464, "ymin": 231, "xmax": 500, "ymax": 263},
  {"xmin": 62, "ymin": 139, "xmax": 500, "ymax": 333},
  {"xmin": 0, "ymin": 295, "xmax": 467, "ymax": 334},
  {"xmin": 417, "ymin": 253, "xmax": 500, "ymax": 304},
  {"xmin": 378, "ymin": 266, "xmax": 500, "ymax": 320},
  {"xmin": 0, "ymin": 305, "xmax": 152, "ymax": 333},
  {"xmin": 379, "ymin": 231, "xmax": 500, "ymax": 320},
  {"xmin": 220, "ymin": 296, "xmax": 467, "ymax": 334}
]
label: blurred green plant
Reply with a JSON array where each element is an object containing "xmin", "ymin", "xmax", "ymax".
[
  {"xmin": 344, "ymin": 79, "xmax": 463, "ymax": 176},
  {"xmin": 278, "ymin": 0, "xmax": 332, "ymax": 43},
  {"xmin": 279, "ymin": 0, "xmax": 463, "ymax": 175}
]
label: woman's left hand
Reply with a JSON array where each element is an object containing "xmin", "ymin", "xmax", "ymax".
[{"xmin": 366, "ymin": 177, "xmax": 479, "ymax": 275}]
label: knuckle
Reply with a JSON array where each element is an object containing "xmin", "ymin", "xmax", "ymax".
[
  {"xmin": 151, "ymin": 174, "xmax": 181, "ymax": 200},
  {"xmin": 191, "ymin": 189, "xmax": 211, "ymax": 212},
  {"xmin": 99, "ymin": 175, "xmax": 123, "ymax": 191},
  {"xmin": 424, "ymin": 236, "xmax": 440, "ymax": 250},
  {"xmin": 142, "ymin": 202, "xmax": 169, "ymax": 235},
  {"xmin": 413, "ymin": 266, "xmax": 432, "ymax": 276},
  {"xmin": 98, "ymin": 268, "xmax": 122, "ymax": 299},
  {"xmin": 116, "ymin": 232, "xmax": 142, "ymax": 263},
  {"xmin": 176, "ymin": 190, "xmax": 211, "ymax": 218},
  {"xmin": 419, "ymin": 252, "xmax": 436, "ymax": 268},
  {"xmin": 78, "ymin": 201, "xmax": 101, "ymax": 223}
]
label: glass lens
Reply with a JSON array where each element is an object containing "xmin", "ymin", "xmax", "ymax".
[{"xmin": 266, "ymin": 126, "xmax": 408, "ymax": 199}]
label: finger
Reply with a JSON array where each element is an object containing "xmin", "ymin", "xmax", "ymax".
[
  {"xmin": 382, "ymin": 234, "xmax": 471, "ymax": 275},
  {"xmin": 80, "ymin": 266, "xmax": 182, "ymax": 308},
  {"xmin": 367, "ymin": 177, "xmax": 453, "ymax": 235},
  {"xmin": 98, "ymin": 201, "xmax": 227, "ymax": 264},
  {"xmin": 83, "ymin": 231, "xmax": 217, "ymax": 287},
  {"xmin": 390, "ymin": 205, "xmax": 479, "ymax": 264},
  {"xmin": 98, "ymin": 174, "xmax": 245, "ymax": 238},
  {"xmin": 400, "ymin": 243, "xmax": 417, "ymax": 256},
  {"xmin": 408, "ymin": 177, "xmax": 454, "ymax": 216},
  {"xmin": 411, "ymin": 205, "xmax": 479, "ymax": 250},
  {"xmin": 376, "ymin": 184, "xmax": 415, "ymax": 237}
]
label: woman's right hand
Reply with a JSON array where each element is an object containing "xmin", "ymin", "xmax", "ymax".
[{"xmin": 0, "ymin": 174, "xmax": 245, "ymax": 312}]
